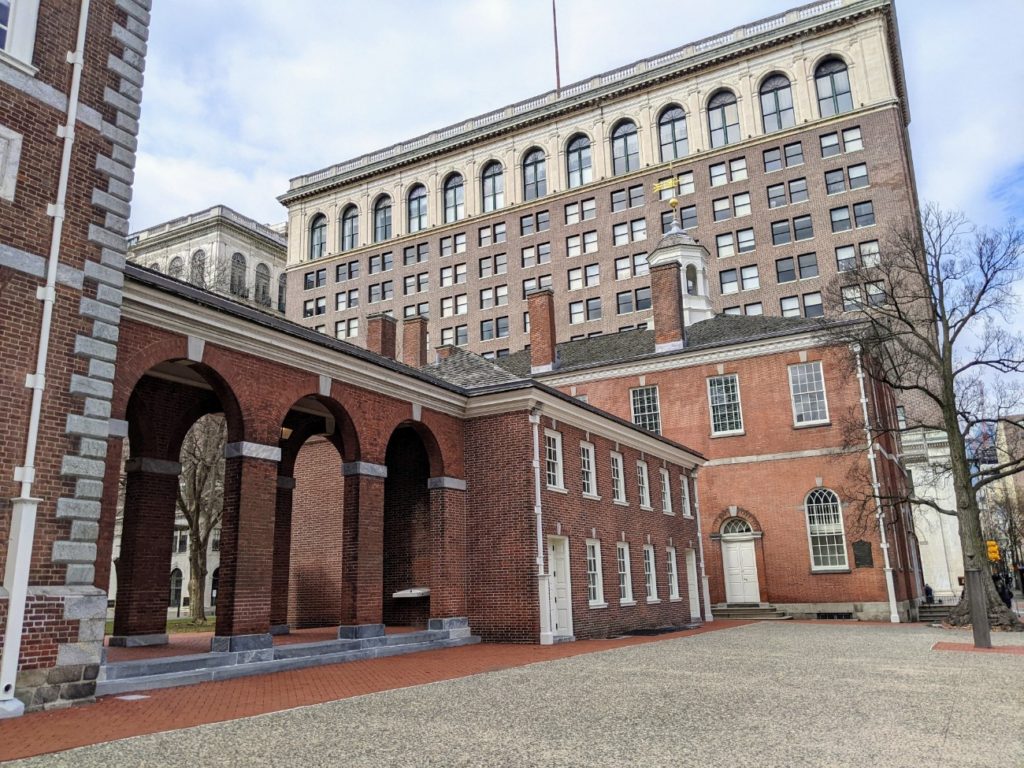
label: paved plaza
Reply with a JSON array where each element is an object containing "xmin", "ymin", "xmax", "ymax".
[{"xmin": 5, "ymin": 621, "xmax": 1023, "ymax": 767}]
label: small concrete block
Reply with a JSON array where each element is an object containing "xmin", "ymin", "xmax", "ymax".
[
  {"xmin": 97, "ymin": 283, "xmax": 124, "ymax": 306},
  {"xmin": 66, "ymin": 414, "xmax": 109, "ymax": 439},
  {"xmin": 65, "ymin": 564, "xmax": 95, "ymax": 585},
  {"xmin": 428, "ymin": 616, "xmax": 469, "ymax": 631},
  {"xmin": 69, "ymin": 520, "xmax": 100, "ymax": 542},
  {"xmin": 74, "ymin": 479, "xmax": 105, "ymax": 500},
  {"xmin": 52, "ymin": 540, "xmax": 97, "ymax": 564},
  {"xmin": 69, "ymin": 374, "xmax": 114, "ymax": 399},
  {"xmin": 79, "ymin": 437, "xmax": 108, "ymax": 459},
  {"xmin": 337, "ymin": 623, "xmax": 385, "ymax": 639},
  {"xmin": 210, "ymin": 633, "xmax": 273, "ymax": 653},
  {"xmin": 447, "ymin": 627, "xmax": 472, "ymax": 639},
  {"xmin": 92, "ymin": 321, "xmax": 120, "ymax": 343},
  {"xmin": 56, "ymin": 497, "xmax": 102, "ymax": 520},
  {"xmin": 61, "ymin": 681, "xmax": 97, "ymax": 700},
  {"xmin": 83, "ymin": 664, "xmax": 100, "ymax": 681},
  {"xmin": 61, "ymin": 455, "xmax": 106, "ymax": 480},
  {"xmin": 77, "ymin": 619, "xmax": 105, "ymax": 645},
  {"xmin": 83, "ymin": 397, "xmax": 112, "ymax": 418},
  {"xmin": 56, "ymin": 642, "xmax": 103, "ymax": 666},
  {"xmin": 0, "ymin": 699, "xmax": 26, "ymax": 719},
  {"xmin": 64, "ymin": 594, "xmax": 108, "ymax": 620},
  {"xmin": 33, "ymin": 685, "xmax": 60, "ymax": 707},
  {"xmin": 107, "ymin": 633, "xmax": 167, "ymax": 647},
  {"xmin": 237, "ymin": 649, "xmax": 274, "ymax": 664},
  {"xmin": 47, "ymin": 665, "xmax": 83, "ymax": 685}
]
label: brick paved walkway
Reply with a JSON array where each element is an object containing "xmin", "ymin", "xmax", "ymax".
[{"xmin": 0, "ymin": 621, "xmax": 748, "ymax": 762}]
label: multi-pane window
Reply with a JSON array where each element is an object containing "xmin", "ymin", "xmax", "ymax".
[
  {"xmin": 565, "ymin": 198, "xmax": 596, "ymax": 224},
  {"xmin": 335, "ymin": 317, "xmax": 359, "ymax": 339},
  {"xmin": 336, "ymin": 260, "xmax": 359, "ymax": 282},
  {"xmin": 730, "ymin": 158, "xmax": 748, "ymax": 181},
  {"xmin": 368, "ymin": 281, "xmax": 393, "ymax": 303},
  {"xmin": 716, "ymin": 233, "xmax": 735, "ymax": 259},
  {"xmin": 658, "ymin": 171, "xmax": 694, "ymax": 200},
  {"xmin": 611, "ymin": 120, "xmax": 640, "ymax": 175},
  {"xmin": 440, "ymin": 233, "xmax": 466, "ymax": 257},
  {"xmin": 340, "ymin": 206, "xmax": 359, "ymax": 251},
  {"xmin": 789, "ymin": 361, "xmax": 829, "ymax": 425},
  {"xmin": 660, "ymin": 468, "xmax": 673, "ymax": 514},
  {"xmin": 612, "ymin": 219, "xmax": 647, "ymax": 245},
  {"xmin": 439, "ymin": 264, "xmax": 466, "ymax": 287},
  {"xmin": 709, "ymin": 163, "xmax": 728, "ymax": 187},
  {"xmin": 763, "ymin": 149, "xmax": 783, "ymax": 173},
  {"xmin": 544, "ymin": 430, "xmax": 564, "ymax": 489},
  {"xmin": 659, "ymin": 105, "xmax": 689, "ymax": 161},
  {"xmin": 481, "ymin": 161, "xmax": 505, "ymax": 212},
  {"xmin": 794, "ymin": 216, "xmax": 813, "ymax": 241},
  {"xmin": 866, "ymin": 280, "xmax": 885, "ymax": 306},
  {"xmin": 520, "ymin": 210, "xmax": 550, "ymax": 236},
  {"xmin": 335, "ymin": 288, "xmax": 358, "ymax": 311},
  {"xmin": 666, "ymin": 547, "xmax": 680, "ymax": 600},
  {"xmin": 611, "ymin": 452, "xmax": 626, "ymax": 503},
  {"xmin": 745, "ymin": 302, "xmax": 763, "ymax": 315},
  {"xmin": 776, "ymin": 257, "xmax": 797, "ymax": 283},
  {"xmin": 741, "ymin": 264, "xmax": 759, "ymax": 290},
  {"xmin": 713, "ymin": 197, "xmax": 731, "ymax": 222},
  {"xmin": 479, "ymin": 316, "xmax": 510, "ymax": 340},
  {"xmin": 760, "ymin": 74, "xmax": 795, "ymax": 133},
  {"xmin": 373, "ymin": 197, "xmax": 392, "ymax": 242},
  {"xmin": 860, "ymin": 240, "xmax": 880, "ymax": 267},
  {"xmin": 836, "ymin": 246, "xmax": 857, "ymax": 272},
  {"xmin": 708, "ymin": 374, "xmax": 743, "ymax": 434},
  {"xmin": 611, "ymin": 185, "xmax": 645, "ymax": 212},
  {"xmin": 663, "ymin": 205, "xmax": 698, "ymax": 232},
  {"xmin": 737, "ymin": 228, "xmax": 755, "ymax": 254},
  {"xmin": 479, "ymin": 252, "xmax": 507, "ymax": 278},
  {"xmin": 522, "ymin": 148, "xmax": 547, "ymax": 201},
  {"xmin": 680, "ymin": 476, "xmax": 692, "ymax": 516},
  {"xmin": 521, "ymin": 242, "xmax": 551, "ymax": 268},
  {"xmin": 369, "ymin": 252, "xmax": 393, "ymax": 274},
  {"xmin": 630, "ymin": 386, "xmax": 661, "ymax": 434},
  {"xmin": 440, "ymin": 294, "xmax": 468, "ymax": 317},
  {"xmin": 768, "ymin": 184, "xmax": 786, "ymax": 209},
  {"xmin": 831, "ymin": 206, "xmax": 852, "ymax": 232},
  {"xmin": 785, "ymin": 142, "xmax": 804, "ymax": 166},
  {"xmin": 780, "ymin": 295, "xmax": 800, "ymax": 317},
  {"xmin": 771, "ymin": 220, "xmax": 791, "ymax": 246},
  {"xmin": 789, "ymin": 178, "xmax": 809, "ymax": 204},
  {"xmin": 720, "ymin": 268, "xmax": 739, "ymax": 295},
  {"xmin": 617, "ymin": 542, "xmax": 633, "ymax": 603},
  {"xmin": 820, "ymin": 132, "xmax": 841, "ymax": 158},
  {"xmin": 522, "ymin": 274, "xmax": 552, "ymax": 298},
  {"xmin": 815, "ymin": 58, "xmax": 853, "ymax": 117},
  {"xmin": 636, "ymin": 461, "xmax": 651, "ymax": 508},
  {"xmin": 580, "ymin": 442, "xmax": 598, "ymax": 496},
  {"xmin": 848, "ymin": 163, "xmax": 869, "ymax": 189},
  {"xmin": 826, "ymin": 169, "xmax": 846, "ymax": 195},
  {"xmin": 797, "ymin": 252, "xmax": 818, "ymax": 279},
  {"xmin": 309, "ymin": 214, "xmax": 327, "ymax": 260},
  {"xmin": 566, "ymin": 134, "xmax": 593, "ymax": 189},
  {"xmin": 854, "ymin": 201, "xmax": 875, "ymax": 227},
  {"xmin": 443, "ymin": 174, "xmax": 465, "ymax": 223},
  {"xmin": 733, "ymin": 193, "xmax": 751, "ymax": 218},
  {"xmin": 586, "ymin": 540, "xmax": 605, "ymax": 605},
  {"xmin": 404, "ymin": 302, "xmax": 429, "ymax": 318},
  {"xmin": 842, "ymin": 127, "xmax": 863, "ymax": 152},
  {"xmin": 643, "ymin": 545, "xmax": 658, "ymax": 600},
  {"xmin": 304, "ymin": 268, "xmax": 326, "ymax": 290},
  {"xmin": 569, "ymin": 297, "xmax": 602, "ymax": 323},
  {"xmin": 479, "ymin": 284, "xmax": 508, "ymax": 309},
  {"xmin": 708, "ymin": 90, "xmax": 740, "ymax": 148},
  {"xmin": 407, "ymin": 184, "xmax": 428, "ymax": 233},
  {"xmin": 403, "ymin": 271, "xmax": 429, "ymax": 295},
  {"xmin": 440, "ymin": 325, "xmax": 468, "ymax": 346},
  {"xmin": 568, "ymin": 264, "xmax": 599, "ymax": 290},
  {"xmin": 805, "ymin": 488, "xmax": 848, "ymax": 569},
  {"xmin": 803, "ymin": 291, "xmax": 824, "ymax": 317}
]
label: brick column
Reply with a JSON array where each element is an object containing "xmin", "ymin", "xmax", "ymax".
[
  {"xmin": 428, "ymin": 479, "xmax": 467, "ymax": 619},
  {"xmin": 269, "ymin": 476, "xmax": 295, "ymax": 634},
  {"xmin": 213, "ymin": 443, "xmax": 280, "ymax": 653},
  {"xmin": 110, "ymin": 457, "xmax": 182, "ymax": 646},
  {"xmin": 650, "ymin": 261, "xmax": 685, "ymax": 352},
  {"xmin": 339, "ymin": 463, "xmax": 386, "ymax": 637}
]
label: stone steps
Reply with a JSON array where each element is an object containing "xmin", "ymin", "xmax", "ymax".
[
  {"xmin": 713, "ymin": 604, "xmax": 792, "ymax": 620},
  {"xmin": 918, "ymin": 604, "xmax": 953, "ymax": 622}
]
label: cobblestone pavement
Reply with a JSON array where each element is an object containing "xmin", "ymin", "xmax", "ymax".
[{"xmin": 8, "ymin": 622, "xmax": 1024, "ymax": 767}]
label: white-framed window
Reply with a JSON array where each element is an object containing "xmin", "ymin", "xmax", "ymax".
[
  {"xmin": 659, "ymin": 467, "xmax": 673, "ymax": 514},
  {"xmin": 0, "ymin": 0, "xmax": 40, "ymax": 69},
  {"xmin": 789, "ymin": 361, "xmax": 829, "ymax": 426},
  {"xmin": 544, "ymin": 429, "xmax": 564, "ymax": 490},
  {"xmin": 616, "ymin": 542, "xmax": 634, "ymax": 603},
  {"xmin": 680, "ymin": 476, "xmax": 692, "ymax": 517},
  {"xmin": 586, "ymin": 539, "xmax": 605, "ymax": 606},
  {"xmin": 610, "ymin": 451, "xmax": 626, "ymax": 504},
  {"xmin": 805, "ymin": 488, "xmax": 849, "ymax": 570},
  {"xmin": 666, "ymin": 547, "xmax": 680, "ymax": 600},
  {"xmin": 707, "ymin": 374, "xmax": 743, "ymax": 435},
  {"xmin": 630, "ymin": 385, "xmax": 661, "ymax": 434},
  {"xmin": 643, "ymin": 544, "xmax": 659, "ymax": 601},
  {"xmin": 580, "ymin": 441, "xmax": 597, "ymax": 497},
  {"xmin": 636, "ymin": 461, "xmax": 651, "ymax": 509}
]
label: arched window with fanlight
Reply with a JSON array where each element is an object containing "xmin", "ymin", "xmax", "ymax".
[
  {"xmin": 708, "ymin": 90, "xmax": 740, "ymax": 148},
  {"xmin": 522, "ymin": 148, "xmax": 547, "ymax": 201},
  {"xmin": 167, "ymin": 256, "xmax": 184, "ymax": 279},
  {"xmin": 611, "ymin": 120, "xmax": 639, "ymax": 175},
  {"xmin": 443, "ymin": 174, "xmax": 465, "ymax": 223},
  {"xmin": 721, "ymin": 518, "xmax": 753, "ymax": 536},
  {"xmin": 309, "ymin": 213, "xmax": 327, "ymax": 260},
  {"xmin": 340, "ymin": 205, "xmax": 359, "ymax": 251},
  {"xmin": 658, "ymin": 106, "xmax": 688, "ymax": 161},
  {"xmin": 407, "ymin": 184, "xmax": 428, "ymax": 233},
  {"xmin": 190, "ymin": 249, "xmax": 207, "ymax": 288},
  {"xmin": 255, "ymin": 263, "xmax": 271, "ymax": 306},
  {"xmin": 481, "ymin": 162, "xmax": 504, "ymax": 212},
  {"xmin": 815, "ymin": 57, "xmax": 853, "ymax": 117},
  {"xmin": 373, "ymin": 196, "xmax": 392, "ymax": 242},
  {"xmin": 230, "ymin": 252, "xmax": 247, "ymax": 296},
  {"xmin": 566, "ymin": 134, "xmax": 592, "ymax": 189},
  {"xmin": 805, "ymin": 488, "xmax": 849, "ymax": 570},
  {"xmin": 169, "ymin": 568, "xmax": 183, "ymax": 607},
  {"xmin": 760, "ymin": 74, "xmax": 795, "ymax": 133}
]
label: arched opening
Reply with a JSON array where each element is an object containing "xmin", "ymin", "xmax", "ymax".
[
  {"xmin": 566, "ymin": 134, "xmax": 592, "ymax": 189},
  {"xmin": 255, "ymin": 263, "xmax": 271, "ymax": 307},
  {"xmin": 658, "ymin": 105, "xmax": 688, "ymax": 161},
  {"xmin": 815, "ymin": 57, "xmax": 853, "ymax": 117},
  {"xmin": 373, "ymin": 196, "xmax": 392, "ymax": 242},
  {"xmin": 277, "ymin": 273, "xmax": 287, "ymax": 313},
  {"xmin": 169, "ymin": 569, "xmax": 183, "ymax": 608},
  {"xmin": 759, "ymin": 73, "xmax": 795, "ymax": 133},
  {"xmin": 190, "ymin": 249, "xmax": 207, "ymax": 288},
  {"xmin": 210, "ymin": 567, "xmax": 220, "ymax": 607},
  {"xmin": 443, "ymin": 173, "xmax": 465, "ymax": 223},
  {"xmin": 340, "ymin": 205, "xmax": 359, "ymax": 251},
  {"xmin": 707, "ymin": 89, "xmax": 739, "ymax": 148},
  {"xmin": 480, "ymin": 161, "xmax": 504, "ymax": 212},
  {"xmin": 685, "ymin": 264, "xmax": 698, "ymax": 296},
  {"xmin": 229, "ymin": 252, "xmax": 247, "ymax": 296},
  {"xmin": 309, "ymin": 214, "xmax": 327, "ymax": 260},
  {"xmin": 610, "ymin": 120, "xmax": 639, "ymax": 175},
  {"xmin": 168, "ymin": 256, "xmax": 184, "ymax": 279},
  {"xmin": 522, "ymin": 148, "xmax": 546, "ymax": 200},
  {"xmin": 719, "ymin": 516, "xmax": 759, "ymax": 604},
  {"xmin": 407, "ymin": 184, "xmax": 428, "ymax": 233}
]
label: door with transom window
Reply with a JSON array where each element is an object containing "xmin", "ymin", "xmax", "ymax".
[
  {"xmin": 721, "ymin": 518, "xmax": 760, "ymax": 604},
  {"xmin": 547, "ymin": 536, "xmax": 573, "ymax": 637}
]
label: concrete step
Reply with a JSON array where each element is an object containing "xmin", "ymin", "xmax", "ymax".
[
  {"xmin": 273, "ymin": 630, "xmax": 448, "ymax": 660},
  {"xmin": 99, "ymin": 651, "xmax": 237, "ymax": 681},
  {"xmin": 713, "ymin": 604, "xmax": 792, "ymax": 620},
  {"xmin": 918, "ymin": 605, "xmax": 953, "ymax": 622}
]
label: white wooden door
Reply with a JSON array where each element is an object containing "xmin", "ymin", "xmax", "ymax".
[
  {"xmin": 723, "ymin": 539, "xmax": 759, "ymax": 604},
  {"xmin": 548, "ymin": 537, "xmax": 573, "ymax": 636},
  {"xmin": 685, "ymin": 548, "xmax": 701, "ymax": 619}
]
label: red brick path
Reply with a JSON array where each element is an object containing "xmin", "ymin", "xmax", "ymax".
[
  {"xmin": 0, "ymin": 621, "xmax": 749, "ymax": 762},
  {"xmin": 932, "ymin": 641, "xmax": 1024, "ymax": 656}
]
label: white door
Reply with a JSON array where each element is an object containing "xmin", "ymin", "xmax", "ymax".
[
  {"xmin": 722, "ymin": 539, "xmax": 759, "ymax": 604},
  {"xmin": 685, "ymin": 549, "xmax": 701, "ymax": 619},
  {"xmin": 548, "ymin": 537, "xmax": 573, "ymax": 637}
]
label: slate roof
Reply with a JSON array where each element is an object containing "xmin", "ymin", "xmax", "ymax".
[{"xmin": 425, "ymin": 346, "xmax": 525, "ymax": 389}]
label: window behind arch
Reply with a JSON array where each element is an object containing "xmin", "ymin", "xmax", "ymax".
[
  {"xmin": 407, "ymin": 184, "xmax": 427, "ymax": 233},
  {"xmin": 309, "ymin": 214, "xmax": 327, "ymax": 260},
  {"xmin": 611, "ymin": 120, "xmax": 639, "ymax": 175},
  {"xmin": 805, "ymin": 488, "xmax": 848, "ymax": 569},
  {"xmin": 522, "ymin": 149, "xmax": 547, "ymax": 201},
  {"xmin": 230, "ymin": 252, "xmax": 246, "ymax": 296},
  {"xmin": 340, "ymin": 206, "xmax": 358, "ymax": 251},
  {"xmin": 190, "ymin": 249, "xmax": 206, "ymax": 288},
  {"xmin": 255, "ymin": 263, "xmax": 271, "ymax": 306},
  {"xmin": 444, "ymin": 174, "xmax": 465, "ymax": 223},
  {"xmin": 168, "ymin": 256, "xmax": 183, "ymax": 279},
  {"xmin": 481, "ymin": 162, "xmax": 504, "ymax": 212},
  {"xmin": 708, "ymin": 90, "xmax": 740, "ymax": 148},
  {"xmin": 374, "ymin": 196, "xmax": 392, "ymax": 242},
  {"xmin": 169, "ymin": 568, "xmax": 183, "ymax": 607},
  {"xmin": 815, "ymin": 58, "xmax": 853, "ymax": 117},
  {"xmin": 658, "ymin": 106, "xmax": 688, "ymax": 161},
  {"xmin": 566, "ymin": 134, "xmax": 592, "ymax": 189},
  {"xmin": 277, "ymin": 273, "xmax": 287, "ymax": 312},
  {"xmin": 760, "ymin": 74, "xmax": 795, "ymax": 133},
  {"xmin": 721, "ymin": 518, "xmax": 752, "ymax": 535}
]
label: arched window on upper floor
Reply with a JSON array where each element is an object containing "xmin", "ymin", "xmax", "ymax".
[
  {"xmin": 309, "ymin": 213, "xmax": 327, "ymax": 260},
  {"xmin": 481, "ymin": 161, "xmax": 504, "ymax": 212},
  {"xmin": 611, "ymin": 120, "xmax": 639, "ymax": 175},
  {"xmin": 522, "ymin": 148, "xmax": 547, "ymax": 201},
  {"xmin": 373, "ymin": 196, "xmax": 392, "ymax": 242},
  {"xmin": 190, "ymin": 249, "xmax": 207, "ymax": 288},
  {"xmin": 658, "ymin": 106, "xmax": 688, "ymax": 162},
  {"xmin": 815, "ymin": 57, "xmax": 853, "ymax": 118},
  {"xmin": 804, "ymin": 488, "xmax": 848, "ymax": 570},
  {"xmin": 149, "ymin": 262, "xmax": 161, "ymax": 273},
  {"xmin": 708, "ymin": 89, "xmax": 740, "ymax": 148},
  {"xmin": 169, "ymin": 568, "xmax": 183, "ymax": 607},
  {"xmin": 255, "ymin": 262, "xmax": 271, "ymax": 306},
  {"xmin": 407, "ymin": 184, "xmax": 428, "ymax": 233},
  {"xmin": 760, "ymin": 74, "xmax": 795, "ymax": 133},
  {"xmin": 230, "ymin": 252, "xmax": 247, "ymax": 297},
  {"xmin": 566, "ymin": 134, "xmax": 592, "ymax": 189},
  {"xmin": 168, "ymin": 256, "xmax": 184, "ymax": 279},
  {"xmin": 443, "ymin": 174, "xmax": 465, "ymax": 223},
  {"xmin": 277, "ymin": 273, "xmax": 287, "ymax": 313},
  {"xmin": 340, "ymin": 205, "xmax": 359, "ymax": 252}
]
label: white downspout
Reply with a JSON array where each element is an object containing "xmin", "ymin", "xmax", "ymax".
[
  {"xmin": 1, "ymin": 0, "xmax": 92, "ymax": 715},
  {"xmin": 691, "ymin": 469, "xmax": 713, "ymax": 622},
  {"xmin": 530, "ymin": 409, "xmax": 553, "ymax": 644},
  {"xmin": 854, "ymin": 346, "xmax": 901, "ymax": 623}
]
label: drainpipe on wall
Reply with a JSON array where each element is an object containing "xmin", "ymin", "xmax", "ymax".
[
  {"xmin": 530, "ymin": 409, "xmax": 554, "ymax": 644},
  {"xmin": 691, "ymin": 470, "xmax": 713, "ymax": 622},
  {"xmin": 854, "ymin": 345, "xmax": 901, "ymax": 623},
  {"xmin": 0, "ymin": 0, "xmax": 92, "ymax": 717}
]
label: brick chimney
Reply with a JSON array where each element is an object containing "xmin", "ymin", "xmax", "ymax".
[
  {"xmin": 650, "ymin": 262, "xmax": 685, "ymax": 353},
  {"xmin": 365, "ymin": 312, "xmax": 397, "ymax": 360},
  {"xmin": 402, "ymin": 315, "xmax": 428, "ymax": 367},
  {"xmin": 434, "ymin": 344, "xmax": 458, "ymax": 362},
  {"xmin": 527, "ymin": 288, "xmax": 558, "ymax": 374},
  {"xmin": 647, "ymin": 209, "xmax": 713, "ymax": 344}
]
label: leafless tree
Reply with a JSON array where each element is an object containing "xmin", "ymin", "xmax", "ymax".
[{"xmin": 821, "ymin": 204, "xmax": 1024, "ymax": 642}]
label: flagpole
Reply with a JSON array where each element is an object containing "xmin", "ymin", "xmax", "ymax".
[{"xmin": 552, "ymin": 0, "xmax": 562, "ymax": 95}]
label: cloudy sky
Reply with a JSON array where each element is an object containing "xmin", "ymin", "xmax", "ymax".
[{"xmin": 130, "ymin": 0, "xmax": 1024, "ymax": 232}]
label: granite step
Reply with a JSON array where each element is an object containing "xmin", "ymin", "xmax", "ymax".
[{"xmin": 99, "ymin": 651, "xmax": 238, "ymax": 681}]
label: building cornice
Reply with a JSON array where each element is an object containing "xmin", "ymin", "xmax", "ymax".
[{"xmin": 128, "ymin": 206, "xmax": 286, "ymax": 255}]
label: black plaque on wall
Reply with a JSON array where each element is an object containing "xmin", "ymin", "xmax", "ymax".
[{"xmin": 852, "ymin": 540, "xmax": 873, "ymax": 568}]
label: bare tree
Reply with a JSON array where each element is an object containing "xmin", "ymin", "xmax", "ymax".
[
  {"xmin": 176, "ymin": 413, "xmax": 226, "ymax": 623},
  {"xmin": 821, "ymin": 204, "xmax": 1024, "ymax": 643}
]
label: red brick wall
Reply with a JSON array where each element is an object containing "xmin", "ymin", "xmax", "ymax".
[{"xmin": 0, "ymin": 596, "xmax": 78, "ymax": 671}]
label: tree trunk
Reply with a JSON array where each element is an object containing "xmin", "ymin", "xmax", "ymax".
[{"xmin": 188, "ymin": 534, "xmax": 208, "ymax": 625}]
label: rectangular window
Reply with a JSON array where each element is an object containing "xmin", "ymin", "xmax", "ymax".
[
  {"xmin": 537, "ymin": 210, "xmax": 550, "ymax": 231},
  {"xmin": 643, "ymin": 545, "xmax": 658, "ymax": 601},
  {"xmin": 841, "ymin": 285, "xmax": 862, "ymax": 311},
  {"xmin": 789, "ymin": 360, "xmax": 829, "ymax": 425},
  {"xmin": 798, "ymin": 252, "xmax": 819, "ymax": 279},
  {"xmin": 720, "ymin": 268, "xmax": 739, "ymax": 295},
  {"xmin": 569, "ymin": 300, "xmax": 584, "ymax": 324},
  {"xmin": 831, "ymin": 206, "xmax": 852, "ymax": 232},
  {"xmin": 708, "ymin": 374, "xmax": 743, "ymax": 434},
  {"xmin": 807, "ymin": 491, "xmax": 849, "ymax": 569},
  {"xmin": 740, "ymin": 264, "xmax": 759, "ymax": 290},
  {"xmin": 803, "ymin": 291, "xmax": 822, "ymax": 318},
  {"xmin": 630, "ymin": 218, "xmax": 646, "ymax": 242},
  {"xmin": 729, "ymin": 157, "xmax": 748, "ymax": 181},
  {"xmin": 866, "ymin": 280, "xmax": 885, "ymax": 306},
  {"xmin": 763, "ymin": 148, "xmax": 782, "ymax": 173},
  {"xmin": 709, "ymin": 162, "xmax": 728, "ymax": 186},
  {"xmin": 617, "ymin": 542, "xmax": 633, "ymax": 603},
  {"xmin": 583, "ymin": 230, "xmax": 598, "ymax": 253},
  {"xmin": 637, "ymin": 461, "xmax": 651, "ymax": 509},
  {"xmin": 836, "ymin": 245, "xmax": 856, "ymax": 272},
  {"xmin": 767, "ymin": 183, "xmax": 786, "ymax": 209},
  {"xmin": 825, "ymin": 169, "xmax": 846, "ymax": 195},
  {"xmin": 635, "ymin": 286, "xmax": 652, "ymax": 311},
  {"xmin": 785, "ymin": 142, "xmax": 804, "ymax": 166},
  {"xmin": 494, "ymin": 223, "xmax": 506, "ymax": 243},
  {"xmin": 586, "ymin": 296, "xmax": 601, "ymax": 320},
  {"xmin": 848, "ymin": 163, "xmax": 869, "ymax": 189},
  {"xmin": 793, "ymin": 215, "xmax": 814, "ymax": 241},
  {"xmin": 630, "ymin": 386, "xmax": 661, "ymax": 434},
  {"xmin": 586, "ymin": 540, "xmax": 605, "ymax": 605},
  {"xmin": 666, "ymin": 547, "xmax": 680, "ymax": 600},
  {"xmin": 733, "ymin": 192, "xmax": 751, "ymax": 218},
  {"xmin": 660, "ymin": 467, "xmax": 673, "ymax": 514},
  {"xmin": 674, "ymin": 205, "xmax": 695, "ymax": 230},
  {"xmin": 616, "ymin": 290, "xmax": 634, "ymax": 315},
  {"xmin": 580, "ymin": 442, "xmax": 598, "ymax": 497},
  {"xmin": 566, "ymin": 235, "xmax": 581, "ymax": 258},
  {"xmin": 480, "ymin": 318, "xmax": 495, "ymax": 340},
  {"xmin": 544, "ymin": 430, "xmax": 564, "ymax": 489},
  {"xmin": 712, "ymin": 197, "xmax": 731, "ymax": 222},
  {"xmin": 632, "ymin": 253, "xmax": 649, "ymax": 276},
  {"xmin": 613, "ymin": 222, "xmax": 629, "ymax": 245},
  {"xmin": 736, "ymin": 228, "xmax": 755, "ymax": 253},
  {"xmin": 716, "ymin": 233, "xmax": 735, "ymax": 258},
  {"xmin": 479, "ymin": 226, "xmax": 492, "ymax": 247},
  {"xmin": 611, "ymin": 452, "xmax": 626, "ymax": 503},
  {"xmin": 744, "ymin": 302, "xmax": 763, "ymax": 315},
  {"xmin": 680, "ymin": 476, "xmax": 692, "ymax": 517},
  {"xmin": 771, "ymin": 220, "xmax": 791, "ymax": 246},
  {"xmin": 854, "ymin": 201, "xmax": 875, "ymax": 227},
  {"xmin": 820, "ymin": 132, "xmax": 840, "ymax": 158},
  {"xmin": 780, "ymin": 295, "xmax": 800, "ymax": 317},
  {"xmin": 842, "ymin": 126, "xmax": 863, "ymax": 152},
  {"xmin": 520, "ymin": 214, "xmax": 535, "ymax": 236},
  {"xmin": 859, "ymin": 240, "xmax": 880, "ymax": 268},
  {"xmin": 661, "ymin": 210, "xmax": 674, "ymax": 235},
  {"xmin": 788, "ymin": 178, "xmax": 808, "ymax": 204},
  {"xmin": 776, "ymin": 257, "xmax": 796, "ymax": 283}
]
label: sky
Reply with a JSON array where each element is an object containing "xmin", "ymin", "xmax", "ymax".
[{"xmin": 129, "ymin": 0, "xmax": 1024, "ymax": 233}]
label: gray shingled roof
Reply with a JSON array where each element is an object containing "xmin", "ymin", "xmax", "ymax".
[
  {"xmin": 494, "ymin": 314, "xmax": 823, "ymax": 377},
  {"xmin": 425, "ymin": 347, "xmax": 525, "ymax": 388}
]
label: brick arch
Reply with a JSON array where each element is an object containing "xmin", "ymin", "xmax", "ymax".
[
  {"xmin": 711, "ymin": 507, "xmax": 763, "ymax": 535},
  {"xmin": 278, "ymin": 393, "xmax": 361, "ymax": 468},
  {"xmin": 111, "ymin": 331, "xmax": 188, "ymax": 419},
  {"xmin": 387, "ymin": 420, "xmax": 445, "ymax": 478}
]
